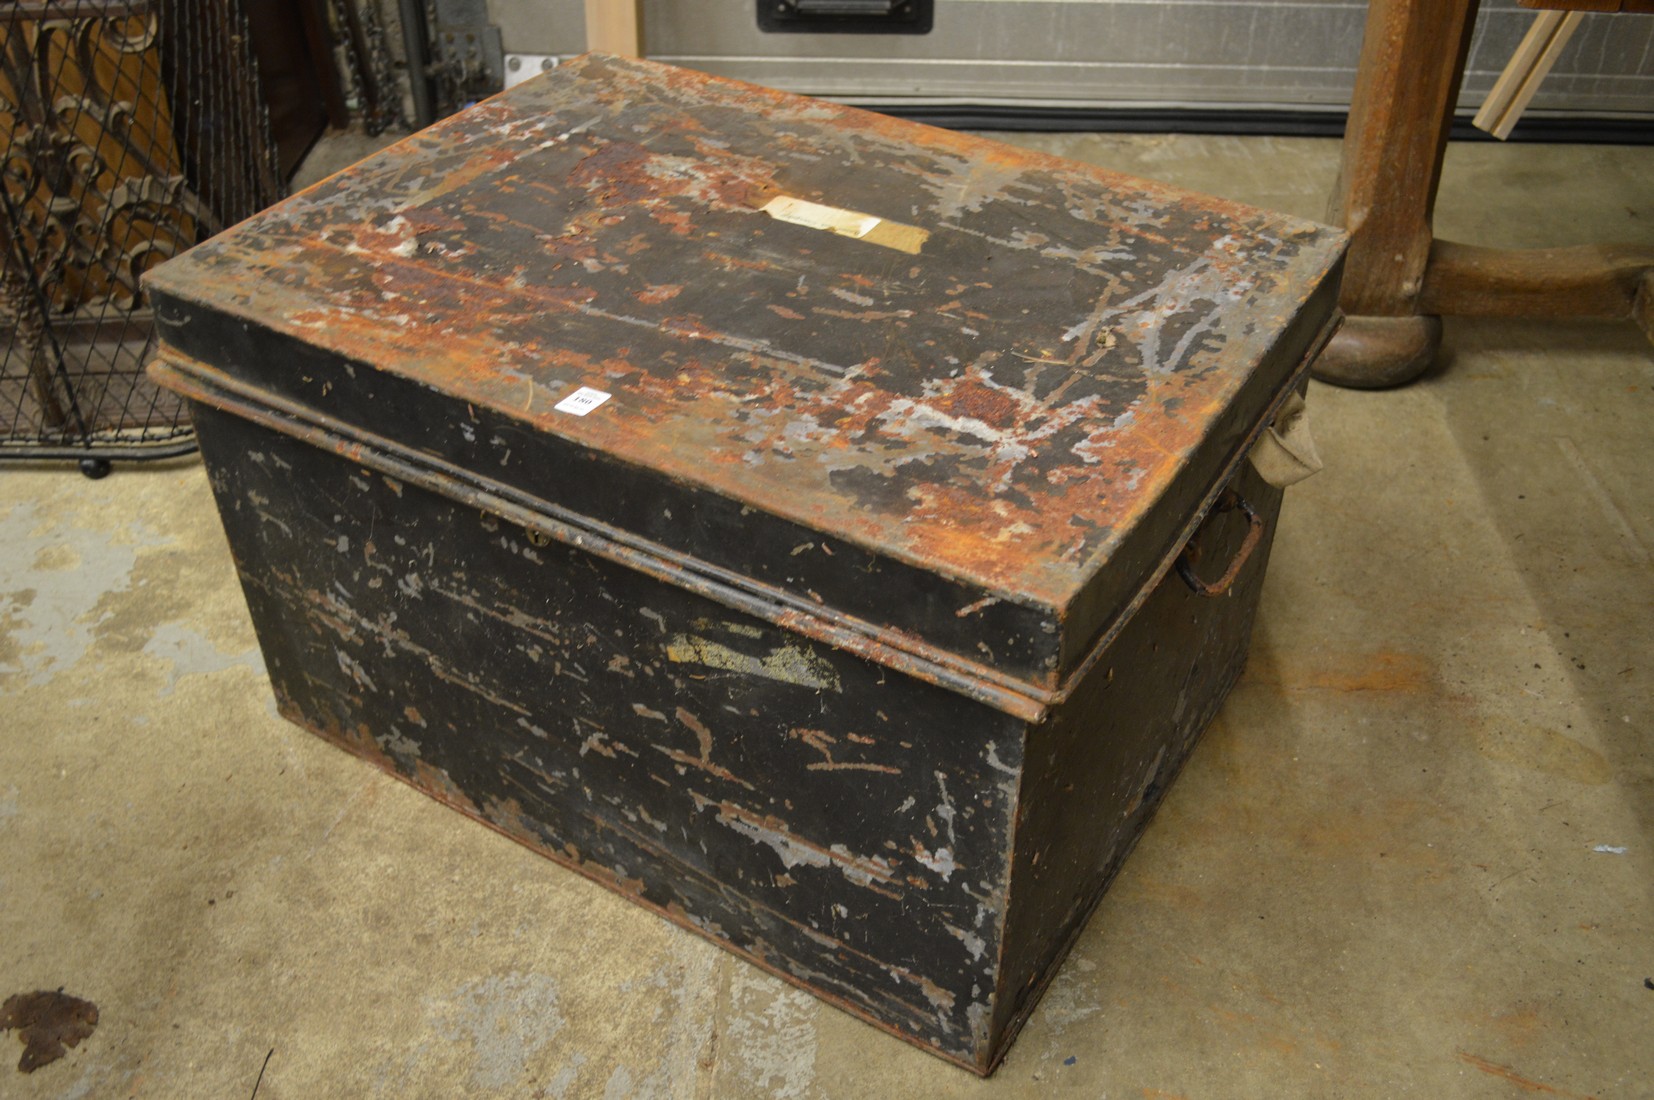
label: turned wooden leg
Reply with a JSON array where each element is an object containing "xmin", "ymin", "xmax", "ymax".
[{"xmin": 1316, "ymin": 0, "xmax": 1480, "ymax": 389}]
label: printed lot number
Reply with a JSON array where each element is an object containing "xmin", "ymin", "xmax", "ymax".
[{"xmin": 554, "ymin": 386, "xmax": 612, "ymax": 416}]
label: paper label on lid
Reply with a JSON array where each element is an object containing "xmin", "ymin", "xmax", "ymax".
[
  {"xmin": 761, "ymin": 194, "xmax": 929, "ymax": 254},
  {"xmin": 763, "ymin": 195, "xmax": 882, "ymax": 239},
  {"xmin": 554, "ymin": 386, "xmax": 611, "ymax": 416}
]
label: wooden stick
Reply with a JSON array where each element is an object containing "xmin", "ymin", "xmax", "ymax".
[
  {"xmin": 1471, "ymin": 11, "xmax": 1583, "ymax": 140},
  {"xmin": 584, "ymin": 0, "xmax": 643, "ymax": 56}
]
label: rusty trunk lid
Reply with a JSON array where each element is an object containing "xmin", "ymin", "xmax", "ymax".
[{"xmin": 145, "ymin": 54, "xmax": 1345, "ymax": 712}]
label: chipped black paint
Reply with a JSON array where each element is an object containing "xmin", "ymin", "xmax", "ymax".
[
  {"xmin": 145, "ymin": 55, "xmax": 1346, "ymax": 1074},
  {"xmin": 186, "ymin": 394, "xmax": 1287, "ymax": 1072},
  {"xmin": 145, "ymin": 53, "xmax": 1345, "ymax": 694},
  {"xmin": 194, "ymin": 402, "xmax": 1024, "ymax": 1061}
]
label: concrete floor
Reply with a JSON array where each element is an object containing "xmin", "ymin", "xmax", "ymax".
[{"xmin": 3, "ymin": 129, "xmax": 1650, "ymax": 1099}]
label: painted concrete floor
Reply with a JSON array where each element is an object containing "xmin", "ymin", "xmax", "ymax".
[{"xmin": 2, "ymin": 130, "xmax": 1650, "ymax": 1099}]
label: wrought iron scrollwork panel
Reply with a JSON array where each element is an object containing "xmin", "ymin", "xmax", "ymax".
[{"xmin": 1, "ymin": 0, "xmax": 279, "ymax": 465}]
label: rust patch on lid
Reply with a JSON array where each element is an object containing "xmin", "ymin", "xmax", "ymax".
[{"xmin": 145, "ymin": 53, "xmax": 1346, "ymax": 628}]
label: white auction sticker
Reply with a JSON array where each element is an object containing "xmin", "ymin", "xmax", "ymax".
[{"xmin": 554, "ymin": 386, "xmax": 612, "ymax": 416}]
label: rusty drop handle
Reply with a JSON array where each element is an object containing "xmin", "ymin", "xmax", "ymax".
[{"xmin": 1175, "ymin": 491, "xmax": 1265, "ymax": 598}]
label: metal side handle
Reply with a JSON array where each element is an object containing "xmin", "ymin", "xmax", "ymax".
[{"xmin": 1175, "ymin": 491, "xmax": 1265, "ymax": 598}]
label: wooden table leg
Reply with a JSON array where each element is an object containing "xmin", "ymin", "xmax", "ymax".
[{"xmin": 1315, "ymin": 0, "xmax": 1481, "ymax": 388}]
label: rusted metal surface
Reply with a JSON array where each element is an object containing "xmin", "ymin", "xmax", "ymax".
[
  {"xmin": 178, "ymin": 387, "xmax": 1289, "ymax": 1073},
  {"xmin": 144, "ymin": 52, "xmax": 1344, "ymax": 693},
  {"xmin": 152, "ymin": 350, "xmax": 1056, "ymax": 722},
  {"xmin": 1174, "ymin": 489, "xmax": 1265, "ymax": 598},
  {"xmin": 185, "ymin": 398, "xmax": 1030, "ymax": 1070},
  {"xmin": 144, "ymin": 56, "xmax": 1347, "ymax": 1073},
  {"xmin": 991, "ymin": 460, "xmax": 1286, "ymax": 1061}
]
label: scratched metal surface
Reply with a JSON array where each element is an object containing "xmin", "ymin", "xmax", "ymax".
[
  {"xmin": 180, "ymin": 392, "xmax": 1283, "ymax": 1073},
  {"xmin": 189, "ymin": 401, "xmax": 1029, "ymax": 1069},
  {"xmin": 144, "ymin": 53, "xmax": 1345, "ymax": 688}
]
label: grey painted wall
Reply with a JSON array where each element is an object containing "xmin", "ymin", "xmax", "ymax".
[{"xmin": 486, "ymin": 0, "xmax": 1653, "ymax": 116}]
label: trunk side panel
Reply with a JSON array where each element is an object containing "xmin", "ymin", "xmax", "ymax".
[
  {"xmin": 192, "ymin": 402, "xmax": 1026, "ymax": 1067},
  {"xmin": 988, "ymin": 462, "xmax": 1284, "ymax": 1069}
]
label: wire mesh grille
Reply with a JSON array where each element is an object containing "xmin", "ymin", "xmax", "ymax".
[{"xmin": 1, "ymin": 0, "xmax": 282, "ymax": 464}]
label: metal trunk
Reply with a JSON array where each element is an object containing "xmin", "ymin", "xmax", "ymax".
[{"xmin": 146, "ymin": 54, "xmax": 1346, "ymax": 1073}]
